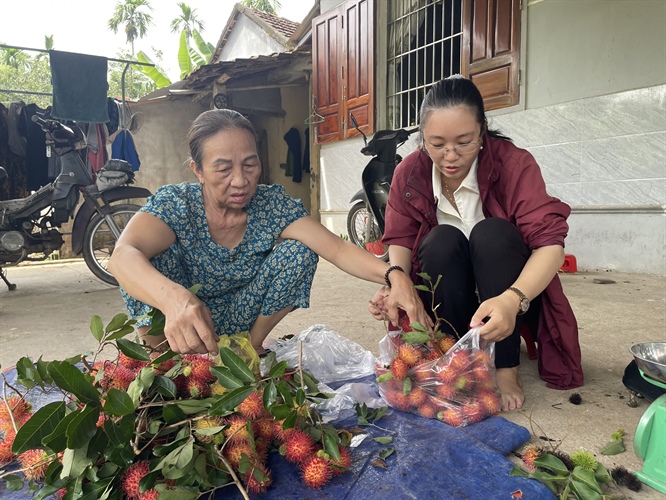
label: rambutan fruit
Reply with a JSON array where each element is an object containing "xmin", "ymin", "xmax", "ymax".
[
  {"xmin": 435, "ymin": 383, "xmax": 457, "ymax": 400},
  {"xmin": 224, "ymin": 415, "xmax": 252, "ymax": 444},
  {"xmin": 416, "ymin": 403, "xmax": 437, "ymax": 419},
  {"xmin": 477, "ymin": 389, "xmax": 501, "ymax": 414},
  {"xmin": 330, "ymin": 446, "xmax": 352, "ymax": 476},
  {"xmin": 187, "ymin": 377, "xmax": 211, "ymax": 398},
  {"xmin": 406, "ymin": 387, "xmax": 428, "ymax": 408},
  {"xmin": 411, "ymin": 364, "xmax": 433, "ymax": 383},
  {"xmin": 139, "ymin": 490, "xmax": 159, "ymax": 500},
  {"xmin": 150, "ymin": 356, "xmax": 176, "ymax": 376},
  {"xmin": 398, "ymin": 344, "xmax": 422, "ymax": 367},
  {"xmin": 194, "ymin": 416, "xmax": 224, "ymax": 444},
  {"xmin": 254, "ymin": 418, "xmax": 275, "ymax": 441},
  {"xmin": 284, "ymin": 429, "xmax": 316, "ymax": 464},
  {"xmin": 224, "ymin": 440, "xmax": 254, "ymax": 469},
  {"xmin": 121, "ymin": 461, "xmax": 151, "ymax": 499},
  {"xmin": 18, "ymin": 449, "xmax": 52, "ymax": 481},
  {"xmin": 244, "ymin": 463, "xmax": 272, "ymax": 494},
  {"xmin": 0, "ymin": 410, "xmax": 32, "ymax": 435},
  {"xmin": 471, "ymin": 364, "xmax": 493, "ymax": 383},
  {"xmin": 461, "ymin": 400, "xmax": 484, "ymax": 424},
  {"xmin": 210, "ymin": 382, "xmax": 228, "ymax": 396},
  {"xmin": 100, "ymin": 363, "xmax": 136, "ymax": 392},
  {"xmin": 391, "ymin": 358, "xmax": 409, "ymax": 380},
  {"xmin": 383, "ymin": 388, "xmax": 410, "ymax": 411},
  {"xmin": 398, "ymin": 314, "xmax": 413, "ymax": 333},
  {"xmin": 96, "ymin": 412, "xmax": 109, "ymax": 428},
  {"xmin": 54, "ymin": 488, "xmax": 67, "ymax": 499},
  {"xmin": 453, "ymin": 375, "xmax": 472, "ymax": 391},
  {"xmin": 0, "ymin": 430, "xmax": 16, "ymax": 463},
  {"xmin": 273, "ymin": 419, "xmax": 295, "ymax": 443},
  {"xmin": 190, "ymin": 358, "xmax": 216, "ymax": 384},
  {"xmin": 438, "ymin": 407, "xmax": 465, "ymax": 427},
  {"xmin": 118, "ymin": 352, "xmax": 145, "ymax": 372},
  {"xmin": 438, "ymin": 335, "xmax": 457, "ymax": 354},
  {"xmin": 426, "ymin": 349, "xmax": 441, "ymax": 361},
  {"xmin": 0, "ymin": 396, "xmax": 32, "ymax": 424},
  {"xmin": 448, "ymin": 351, "xmax": 470, "ymax": 372},
  {"xmin": 301, "ymin": 455, "xmax": 333, "ymax": 489},
  {"xmin": 520, "ymin": 445, "xmax": 543, "ymax": 471},
  {"xmin": 238, "ymin": 390, "xmax": 265, "ymax": 420}
]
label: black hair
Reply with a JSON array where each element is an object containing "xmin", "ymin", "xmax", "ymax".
[
  {"xmin": 418, "ymin": 75, "xmax": 512, "ymax": 144},
  {"xmin": 187, "ymin": 109, "xmax": 258, "ymax": 170}
]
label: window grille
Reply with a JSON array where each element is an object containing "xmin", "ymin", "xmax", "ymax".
[{"xmin": 387, "ymin": 0, "xmax": 463, "ymax": 129}]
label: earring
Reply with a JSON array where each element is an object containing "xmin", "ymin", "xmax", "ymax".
[{"xmin": 480, "ymin": 146, "xmax": 483, "ymax": 149}]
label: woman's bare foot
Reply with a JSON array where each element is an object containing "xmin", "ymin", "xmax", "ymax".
[{"xmin": 496, "ymin": 367, "xmax": 524, "ymax": 411}]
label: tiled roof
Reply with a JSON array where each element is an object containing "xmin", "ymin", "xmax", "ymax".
[{"xmin": 247, "ymin": 8, "xmax": 300, "ymax": 40}]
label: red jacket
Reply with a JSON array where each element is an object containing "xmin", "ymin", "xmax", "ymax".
[{"xmin": 383, "ymin": 136, "xmax": 583, "ymax": 390}]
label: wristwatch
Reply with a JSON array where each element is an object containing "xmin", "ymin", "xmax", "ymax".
[{"xmin": 507, "ymin": 287, "xmax": 530, "ymax": 315}]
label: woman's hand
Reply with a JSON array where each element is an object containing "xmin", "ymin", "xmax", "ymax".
[
  {"xmin": 368, "ymin": 286, "xmax": 389, "ymax": 320},
  {"xmin": 469, "ymin": 291, "xmax": 519, "ymax": 342},
  {"xmin": 383, "ymin": 272, "xmax": 434, "ymax": 331},
  {"xmin": 161, "ymin": 288, "xmax": 219, "ymax": 355}
]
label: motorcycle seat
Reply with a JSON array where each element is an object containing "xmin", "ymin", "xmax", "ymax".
[{"xmin": 0, "ymin": 185, "xmax": 54, "ymax": 217}]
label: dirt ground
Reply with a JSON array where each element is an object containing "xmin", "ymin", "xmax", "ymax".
[{"xmin": 0, "ymin": 259, "xmax": 665, "ymax": 498}]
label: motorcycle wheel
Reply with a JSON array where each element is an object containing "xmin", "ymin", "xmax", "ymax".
[
  {"xmin": 82, "ymin": 203, "xmax": 141, "ymax": 286},
  {"xmin": 346, "ymin": 201, "xmax": 389, "ymax": 261}
]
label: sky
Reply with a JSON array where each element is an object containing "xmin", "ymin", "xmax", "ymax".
[{"xmin": 0, "ymin": 0, "xmax": 315, "ymax": 81}]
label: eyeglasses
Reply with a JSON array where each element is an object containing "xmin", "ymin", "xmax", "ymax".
[{"xmin": 425, "ymin": 139, "xmax": 482, "ymax": 156}]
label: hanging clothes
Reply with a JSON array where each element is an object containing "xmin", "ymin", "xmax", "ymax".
[
  {"xmin": 111, "ymin": 129, "xmax": 140, "ymax": 172},
  {"xmin": 303, "ymin": 128, "xmax": 310, "ymax": 173},
  {"xmin": 7, "ymin": 101, "xmax": 27, "ymax": 158},
  {"xmin": 49, "ymin": 50, "xmax": 109, "ymax": 123},
  {"xmin": 283, "ymin": 127, "xmax": 302, "ymax": 183},
  {"xmin": 0, "ymin": 103, "xmax": 28, "ymax": 200},
  {"xmin": 17, "ymin": 104, "xmax": 49, "ymax": 191},
  {"xmin": 87, "ymin": 123, "xmax": 109, "ymax": 175}
]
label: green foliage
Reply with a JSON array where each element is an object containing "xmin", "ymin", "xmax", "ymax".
[
  {"xmin": 0, "ymin": 311, "xmax": 356, "ymax": 497},
  {"xmin": 0, "ymin": 56, "xmax": 51, "ymax": 107},
  {"xmin": 107, "ymin": 0, "xmax": 154, "ymax": 55},
  {"xmin": 242, "ymin": 0, "xmax": 282, "ymax": 16}
]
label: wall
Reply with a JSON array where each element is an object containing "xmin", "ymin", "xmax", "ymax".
[
  {"xmin": 129, "ymin": 97, "xmax": 208, "ymax": 194},
  {"xmin": 317, "ymin": 0, "xmax": 666, "ymax": 273},
  {"xmin": 218, "ymin": 15, "xmax": 287, "ymax": 62}
]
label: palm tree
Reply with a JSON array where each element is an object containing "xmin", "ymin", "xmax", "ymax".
[
  {"xmin": 0, "ymin": 48, "xmax": 31, "ymax": 70},
  {"xmin": 170, "ymin": 2, "xmax": 204, "ymax": 39},
  {"xmin": 241, "ymin": 0, "xmax": 282, "ymax": 16},
  {"xmin": 108, "ymin": 0, "xmax": 154, "ymax": 55}
]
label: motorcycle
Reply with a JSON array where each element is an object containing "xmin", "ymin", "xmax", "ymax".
[
  {"xmin": 346, "ymin": 114, "xmax": 418, "ymax": 260},
  {"xmin": 0, "ymin": 115, "xmax": 151, "ymax": 290}
]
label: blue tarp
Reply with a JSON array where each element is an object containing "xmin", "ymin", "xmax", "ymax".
[{"xmin": 0, "ymin": 369, "xmax": 554, "ymax": 499}]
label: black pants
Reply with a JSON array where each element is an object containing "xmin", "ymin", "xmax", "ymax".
[{"xmin": 418, "ymin": 218, "xmax": 540, "ymax": 368}]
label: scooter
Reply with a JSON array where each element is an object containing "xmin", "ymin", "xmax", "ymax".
[
  {"xmin": 0, "ymin": 115, "xmax": 151, "ymax": 290},
  {"xmin": 346, "ymin": 114, "xmax": 417, "ymax": 260}
]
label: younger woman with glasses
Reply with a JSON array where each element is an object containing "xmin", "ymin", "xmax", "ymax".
[{"xmin": 368, "ymin": 76, "xmax": 583, "ymax": 411}]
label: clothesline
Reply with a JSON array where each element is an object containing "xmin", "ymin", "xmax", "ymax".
[{"xmin": 0, "ymin": 44, "xmax": 155, "ymax": 67}]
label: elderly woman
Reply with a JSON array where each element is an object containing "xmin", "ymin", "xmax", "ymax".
[{"xmin": 109, "ymin": 109, "xmax": 430, "ymax": 357}]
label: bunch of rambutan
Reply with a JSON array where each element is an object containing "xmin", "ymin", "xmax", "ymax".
[{"xmin": 377, "ymin": 328, "xmax": 501, "ymax": 427}]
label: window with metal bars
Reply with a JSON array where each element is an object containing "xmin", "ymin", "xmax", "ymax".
[{"xmin": 387, "ymin": 0, "xmax": 464, "ymax": 129}]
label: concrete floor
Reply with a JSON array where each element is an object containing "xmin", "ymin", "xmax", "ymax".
[{"xmin": 0, "ymin": 258, "xmax": 665, "ymax": 498}]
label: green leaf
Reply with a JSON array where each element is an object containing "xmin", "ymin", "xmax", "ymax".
[
  {"xmin": 376, "ymin": 373, "xmax": 394, "ymax": 383},
  {"xmin": 151, "ymin": 350, "xmax": 177, "ymax": 366},
  {"xmin": 90, "ymin": 315, "xmax": 104, "ymax": 342},
  {"xmin": 373, "ymin": 436, "xmax": 393, "ymax": 444},
  {"xmin": 178, "ymin": 30, "xmax": 193, "ymax": 79},
  {"xmin": 4, "ymin": 474, "xmax": 24, "ymax": 491},
  {"xmin": 402, "ymin": 377, "xmax": 412, "ymax": 395},
  {"xmin": 116, "ymin": 338, "xmax": 150, "ymax": 362},
  {"xmin": 593, "ymin": 463, "xmax": 612, "ymax": 484},
  {"xmin": 534, "ymin": 453, "xmax": 570, "ymax": 476},
  {"xmin": 218, "ymin": 347, "xmax": 255, "ymax": 383},
  {"xmin": 16, "ymin": 356, "xmax": 39, "ymax": 389},
  {"xmin": 152, "ymin": 376, "xmax": 178, "ymax": 399},
  {"xmin": 127, "ymin": 367, "xmax": 156, "ymax": 406},
  {"xmin": 153, "ymin": 484, "xmax": 198, "ymax": 499},
  {"xmin": 401, "ymin": 331, "xmax": 431, "ymax": 345},
  {"xmin": 263, "ymin": 381, "xmax": 277, "ymax": 408},
  {"xmin": 104, "ymin": 389, "xmax": 136, "ymax": 416},
  {"xmin": 268, "ymin": 360, "xmax": 288, "ymax": 379},
  {"xmin": 282, "ymin": 409, "xmax": 297, "ymax": 430},
  {"xmin": 134, "ymin": 51, "xmax": 172, "ymax": 89},
  {"xmin": 369, "ymin": 406, "xmax": 388, "ymax": 422},
  {"xmin": 209, "ymin": 386, "xmax": 254, "ymax": 416},
  {"xmin": 599, "ymin": 438, "xmax": 625, "ymax": 455},
  {"xmin": 103, "ymin": 415, "xmax": 134, "ymax": 448},
  {"xmin": 416, "ymin": 272, "xmax": 432, "ymax": 281},
  {"xmin": 509, "ymin": 466, "xmax": 529, "ymax": 477},
  {"xmin": 413, "ymin": 284, "xmax": 430, "ymax": 292},
  {"xmin": 571, "ymin": 466, "xmax": 603, "ymax": 494},
  {"xmin": 192, "ymin": 29, "xmax": 213, "ymax": 62},
  {"xmin": 66, "ymin": 405, "xmax": 100, "ymax": 449},
  {"xmin": 175, "ymin": 399, "xmax": 214, "ymax": 415},
  {"xmin": 41, "ymin": 410, "xmax": 79, "ymax": 453},
  {"xmin": 269, "ymin": 404, "xmax": 293, "ymax": 420},
  {"xmin": 194, "ymin": 426, "xmax": 224, "ymax": 437},
  {"xmin": 105, "ymin": 325, "xmax": 137, "ymax": 341},
  {"xmin": 60, "ymin": 444, "xmax": 92, "ymax": 479},
  {"xmin": 570, "ymin": 478, "xmax": 603, "ymax": 499},
  {"xmin": 12, "ymin": 401, "xmax": 66, "ymax": 454},
  {"xmin": 163, "ymin": 404, "xmax": 188, "ymax": 425},
  {"xmin": 80, "ymin": 478, "xmax": 113, "ymax": 500},
  {"xmin": 323, "ymin": 430, "xmax": 340, "ymax": 461},
  {"xmin": 378, "ymin": 447, "xmax": 395, "ymax": 460},
  {"xmin": 47, "ymin": 361, "xmax": 99, "ymax": 405},
  {"xmin": 209, "ymin": 366, "xmax": 243, "ymax": 390},
  {"xmin": 188, "ymin": 46, "xmax": 206, "ymax": 68},
  {"xmin": 295, "ymin": 388, "xmax": 306, "ymax": 406},
  {"xmin": 87, "ymin": 428, "xmax": 109, "ymax": 460},
  {"xmin": 276, "ymin": 381, "xmax": 294, "ymax": 406},
  {"xmin": 104, "ymin": 313, "xmax": 130, "ymax": 334}
]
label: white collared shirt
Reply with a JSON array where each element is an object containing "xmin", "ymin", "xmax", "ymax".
[{"xmin": 432, "ymin": 158, "xmax": 485, "ymax": 239}]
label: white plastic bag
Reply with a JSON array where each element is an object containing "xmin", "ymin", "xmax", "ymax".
[{"xmin": 263, "ymin": 324, "xmax": 375, "ymax": 384}]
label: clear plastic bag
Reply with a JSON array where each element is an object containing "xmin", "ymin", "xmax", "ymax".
[
  {"xmin": 263, "ymin": 324, "xmax": 376, "ymax": 384},
  {"xmin": 376, "ymin": 327, "xmax": 501, "ymax": 427}
]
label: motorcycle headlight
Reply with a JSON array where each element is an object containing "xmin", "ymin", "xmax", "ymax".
[{"xmin": 1, "ymin": 232, "xmax": 26, "ymax": 252}]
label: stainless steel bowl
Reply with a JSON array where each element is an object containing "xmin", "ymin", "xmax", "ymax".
[{"xmin": 630, "ymin": 342, "xmax": 666, "ymax": 385}]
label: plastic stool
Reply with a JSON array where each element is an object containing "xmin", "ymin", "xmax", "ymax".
[
  {"xmin": 521, "ymin": 324, "xmax": 538, "ymax": 360},
  {"xmin": 561, "ymin": 254, "xmax": 578, "ymax": 273}
]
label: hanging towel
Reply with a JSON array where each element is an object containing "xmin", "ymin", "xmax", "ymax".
[
  {"xmin": 111, "ymin": 130, "xmax": 141, "ymax": 172},
  {"xmin": 49, "ymin": 50, "xmax": 109, "ymax": 123},
  {"xmin": 302, "ymin": 128, "xmax": 310, "ymax": 173},
  {"xmin": 283, "ymin": 127, "xmax": 302, "ymax": 183}
]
